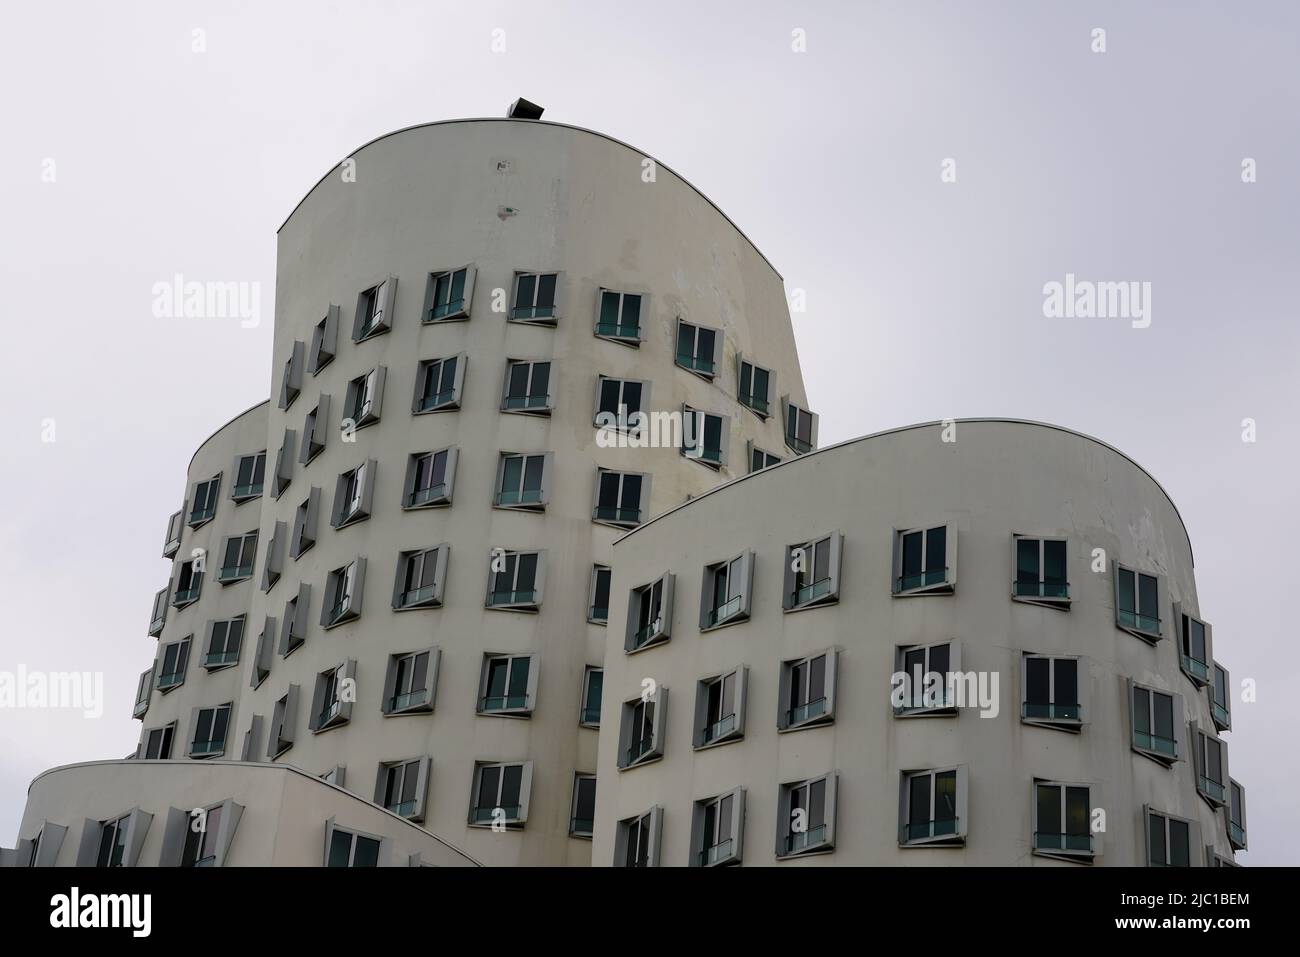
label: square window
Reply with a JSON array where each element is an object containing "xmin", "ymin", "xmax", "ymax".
[
  {"xmin": 1209, "ymin": 662, "xmax": 1232, "ymax": 732},
  {"xmin": 1130, "ymin": 679, "xmax": 1181, "ymax": 765},
  {"xmin": 1021, "ymin": 653, "xmax": 1083, "ymax": 728},
  {"xmin": 309, "ymin": 659, "xmax": 356, "ymax": 733},
  {"xmin": 690, "ymin": 789, "xmax": 744, "ymax": 867},
  {"xmin": 203, "ymin": 616, "xmax": 245, "ymax": 670},
  {"xmin": 892, "ymin": 524, "xmax": 956, "ymax": 595},
  {"xmin": 477, "ymin": 653, "xmax": 537, "ymax": 716},
  {"xmin": 899, "ymin": 767, "xmax": 967, "ymax": 846},
  {"xmin": 782, "ymin": 532, "xmax": 843, "ymax": 610},
  {"xmin": 594, "ymin": 375, "xmax": 646, "ymax": 431},
  {"xmin": 382, "ymin": 648, "xmax": 439, "ymax": 715},
  {"xmin": 681, "ymin": 404, "xmax": 728, "ymax": 468},
  {"xmin": 675, "ymin": 319, "xmax": 719, "ymax": 379},
  {"xmin": 777, "ymin": 774, "xmax": 837, "ymax": 858},
  {"xmin": 469, "ymin": 761, "xmax": 533, "ymax": 827},
  {"xmin": 1032, "ymin": 780, "xmax": 1094, "ymax": 861},
  {"xmin": 485, "ymin": 549, "xmax": 545, "ymax": 611},
  {"xmin": 392, "ymin": 545, "xmax": 447, "ymax": 610},
  {"xmin": 140, "ymin": 721, "xmax": 175, "ymax": 760},
  {"xmin": 156, "ymin": 637, "xmax": 191, "ymax": 693},
  {"xmin": 1145, "ymin": 806, "xmax": 1196, "ymax": 867},
  {"xmin": 1176, "ymin": 604, "xmax": 1213, "ymax": 686},
  {"xmin": 1115, "ymin": 562, "xmax": 1163, "ymax": 641},
  {"xmin": 699, "ymin": 551, "xmax": 753, "ymax": 630},
  {"xmin": 342, "ymin": 367, "xmax": 386, "ymax": 431},
  {"xmin": 375, "ymin": 757, "xmax": 430, "ymax": 821},
  {"xmin": 595, "ymin": 289, "xmax": 642, "ymax": 343},
  {"xmin": 737, "ymin": 355, "xmax": 773, "ymax": 418},
  {"xmin": 231, "ymin": 451, "xmax": 266, "ymax": 502},
  {"xmin": 218, "ymin": 530, "xmax": 258, "ymax": 583},
  {"xmin": 893, "ymin": 641, "xmax": 960, "ymax": 716},
  {"xmin": 593, "ymin": 468, "xmax": 648, "ymax": 528},
  {"xmin": 324, "ymin": 821, "xmax": 383, "ymax": 867},
  {"xmin": 353, "ymin": 277, "xmax": 395, "ymax": 342},
  {"xmin": 331, "ymin": 459, "xmax": 376, "ymax": 529},
  {"xmin": 404, "ymin": 448, "xmax": 457, "ymax": 508},
  {"xmin": 693, "ymin": 667, "xmax": 746, "ymax": 748},
  {"xmin": 413, "ymin": 355, "xmax": 465, "ymax": 413},
  {"xmin": 614, "ymin": 807, "xmax": 662, "ymax": 867},
  {"xmin": 188, "ymin": 474, "xmax": 221, "ymax": 527},
  {"xmin": 781, "ymin": 396, "xmax": 818, "ymax": 454},
  {"xmin": 322, "ymin": 559, "xmax": 366, "ymax": 628},
  {"xmin": 501, "ymin": 359, "xmax": 552, "ymax": 414},
  {"xmin": 579, "ymin": 666, "xmax": 603, "ymax": 727},
  {"xmin": 617, "ymin": 686, "xmax": 667, "ymax": 768},
  {"xmin": 93, "ymin": 812, "xmax": 138, "ymax": 868},
  {"xmin": 1191, "ymin": 721, "xmax": 1228, "ymax": 807},
  {"xmin": 748, "ymin": 441, "xmax": 781, "ymax": 473},
  {"xmin": 494, "ymin": 452, "xmax": 551, "ymax": 510},
  {"xmin": 570, "ymin": 773, "xmax": 597, "ymax": 838},
  {"xmin": 1012, "ymin": 535, "xmax": 1070, "ymax": 606},
  {"xmin": 188, "ymin": 703, "xmax": 232, "ymax": 758},
  {"xmin": 779, "ymin": 650, "xmax": 837, "ymax": 730},
  {"xmin": 624, "ymin": 573, "xmax": 673, "ymax": 652},
  {"xmin": 510, "ymin": 271, "xmax": 559, "ymax": 324},
  {"xmin": 424, "ymin": 266, "xmax": 475, "ymax": 322}
]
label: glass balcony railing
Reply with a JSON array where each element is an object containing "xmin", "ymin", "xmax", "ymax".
[
  {"xmin": 218, "ymin": 564, "xmax": 252, "ymax": 582},
  {"xmin": 596, "ymin": 321, "xmax": 639, "ymax": 339},
  {"xmin": 791, "ymin": 578, "xmax": 831, "ymax": 606},
  {"xmin": 1229, "ymin": 821, "xmax": 1246, "ymax": 847},
  {"xmin": 1022, "ymin": 702, "xmax": 1082, "ymax": 721},
  {"xmin": 1014, "ymin": 580, "xmax": 1070, "ymax": 599},
  {"xmin": 594, "ymin": 505, "xmax": 640, "ymax": 524},
  {"xmin": 1119, "ymin": 609, "xmax": 1160, "ymax": 634},
  {"xmin": 471, "ymin": 805, "xmax": 520, "ymax": 824},
  {"xmin": 625, "ymin": 738, "xmax": 653, "ymax": 765},
  {"xmin": 408, "ymin": 483, "xmax": 447, "ymax": 507},
  {"xmin": 571, "ymin": 817, "xmax": 594, "ymax": 836},
  {"xmin": 1134, "ymin": 730, "xmax": 1178, "ymax": 758},
  {"xmin": 489, "ymin": 590, "xmax": 537, "ymax": 607},
  {"xmin": 399, "ymin": 584, "xmax": 438, "ymax": 608},
  {"xmin": 588, "ymin": 605, "xmax": 608, "ymax": 622},
  {"xmin": 326, "ymin": 599, "xmax": 352, "ymax": 625},
  {"xmin": 906, "ymin": 817, "xmax": 959, "ymax": 842},
  {"xmin": 633, "ymin": 620, "xmax": 662, "ymax": 647},
  {"xmin": 157, "ymin": 672, "xmax": 184, "ymax": 690},
  {"xmin": 203, "ymin": 651, "xmax": 238, "ymax": 668},
  {"xmin": 386, "ymin": 800, "xmax": 417, "ymax": 817},
  {"xmin": 387, "ymin": 689, "xmax": 427, "ymax": 713},
  {"xmin": 1199, "ymin": 776, "xmax": 1227, "ymax": 803},
  {"xmin": 785, "ymin": 697, "xmax": 827, "ymax": 727},
  {"xmin": 173, "ymin": 587, "xmax": 200, "ymax": 606},
  {"xmin": 897, "ymin": 568, "xmax": 948, "ymax": 592},
  {"xmin": 706, "ymin": 596, "xmax": 743, "ymax": 626},
  {"xmin": 1182, "ymin": 655, "xmax": 1209, "ymax": 682},
  {"xmin": 1211, "ymin": 701, "xmax": 1231, "ymax": 728},
  {"xmin": 897, "ymin": 688, "xmax": 954, "ymax": 712},
  {"xmin": 511, "ymin": 304, "xmax": 556, "ymax": 321},
  {"xmin": 741, "ymin": 394, "xmax": 770, "ymax": 416},
  {"xmin": 317, "ymin": 701, "xmax": 342, "ymax": 728},
  {"xmin": 480, "ymin": 694, "xmax": 529, "ymax": 712},
  {"xmin": 417, "ymin": 390, "xmax": 456, "ymax": 412},
  {"xmin": 676, "ymin": 352, "xmax": 715, "ymax": 375},
  {"xmin": 580, "ymin": 707, "xmax": 601, "ymax": 725},
  {"xmin": 427, "ymin": 298, "xmax": 465, "ymax": 321},
  {"xmin": 786, "ymin": 434, "xmax": 813, "ymax": 454},
  {"xmin": 785, "ymin": 824, "xmax": 827, "ymax": 854},
  {"xmin": 700, "ymin": 838, "xmax": 733, "ymax": 866},
  {"xmin": 232, "ymin": 482, "xmax": 263, "ymax": 499},
  {"xmin": 497, "ymin": 488, "xmax": 543, "ymax": 507},
  {"xmin": 188, "ymin": 506, "xmax": 215, "ymax": 526},
  {"xmin": 702, "ymin": 713, "xmax": 737, "ymax": 743},
  {"xmin": 1033, "ymin": 831, "xmax": 1093, "ymax": 853},
  {"xmin": 190, "ymin": 738, "xmax": 225, "ymax": 756},
  {"xmin": 502, "ymin": 394, "xmax": 550, "ymax": 411}
]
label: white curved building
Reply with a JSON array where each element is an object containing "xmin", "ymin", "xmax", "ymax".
[
  {"xmin": 592, "ymin": 420, "xmax": 1247, "ymax": 866},
  {"xmin": 6, "ymin": 110, "xmax": 814, "ymax": 867}
]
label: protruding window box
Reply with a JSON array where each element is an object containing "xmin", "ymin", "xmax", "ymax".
[
  {"xmin": 693, "ymin": 667, "xmax": 746, "ymax": 749},
  {"xmin": 162, "ymin": 510, "xmax": 183, "ymax": 559},
  {"xmin": 149, "ymin": 586, "xmax": 169, "ymax": 636},
  {"xmin": 352, "ymin": 276, "xmax": 396, "ymax": 343},
  {"xmin": 1032, "ymin": 780, "xmax": 1094, "ymax": 863},
  {"xmin": 187, "ymin": 474, "xmax": 221, "ymax": 528},
  {"xmin": 1209, "ymin": 662, "xmax": 1232, "ymax": 732},
  {"xmin": 501, "ymin": 359, "xmax": 552, "ymax": 415},
  {"xmin": 477, "ymin": 653, "xmax": 537, "ymax": 718},
  {"xmin": 202, "ymin": 616, "xmax": 244, "ymax": 672},
  {"xmin": 218, "ymin": 530, "xmax": 258, "ymax": 584},
  {"xmin": 403, "ymin": 448, "xmax": 457, "ymax": 509},
  {"xmin": 699, "ymin": 552, "xmax": 753, "ymax": 631},
  {"xmin": 1175, "ymin": 603, "xmax": 1213, "ymax": 687},
  {"xmin": 617, "ymin": 687, "xmax": 667, "ymax": 770},
  {"xmin": 1114, "ymin": 562, "xmax": 1164, "ymax": 642},
  {"xmin": 172, "ymin": 561, "xmax": 202, "ymax": 608},
  {"xmin": 424, "ymin": 266, "xmax": 475, "ymax": 323},
  {"xmin": 674, "ymin": 318, "xmax": 719, "ymax": 379},
  {"xmin": 509, "ymin": 271, "xmax": 560, "ymax": 325},
  {"xmin": 579, "ymin": 666, "xmax": 603, "ymax": 728},
  {"xmin": 624, "ymin": 573, "xmax": 673, "ymax": 652},
  {"xmin": 1021, "ymin": 653, "xmax": 1084, "ymax": 731},
  {"xmin": 899, "ymin": 767, "xmax": 967, "ymax": 847},
  {"xmin": 894, "ymin": 641, "xmax": 959, "ymax": 718},
  {"xmin": 485, "ymin": 550, "xmax": 545, "ymax": 612},
  {"xmin": 1227, "ymin": 779, "xmax": 1247, "ymax": 851},
  {"xmin": 382, "ymin": 649, "xmax": 438, "ymax": 716},
  {"xmin": 155, "ymin": 638, "xmax": 190, "ymax": 694},
  {"xmin": 133, "ymin": 667, "xmax": 153, "ymax": 719},
  {"xmin": 779, "ymin": 650, "xmax": 838, "ymax": 730},
  {"xmin": 1191, "ymin": 721, "xmax": 1228, "ymax": 808},
  {"xmin": 892, "ymin": 524, "xmax": 956, "ymax": 596},
  {"xmin": 392, "ymin": 545, "xmax": 448, "ymax": 610},
  {"xmin": 1145, "ymin": 806, "xmax": 1198, "ymax": 867},
  {"xmin": 588, "ymin": 565, "xmax": 611, "ymax": 625},
  {"xmin": 376, "ymin": 757, "xmax": 431, "ymax": 821},
  {"xmin": 1012, "ymin": 535, "xmax": 1070, "ymax": 608},
  {"xmin": 468, "ymin": 761, "xmax": 533, "ymax": 828},
  {"xmin": 782, "ymin": 533, "xmax": 843, "ymax": 611},
  {"xmin": 781, "ymin": 396, "xmax": 818, "ymax": 454},
  {"xmin": 188, "ymin": 703, "xmax": 231, "ymax": 759},
  {"xmin": 321, "ymin": 560, "xmax": 365, "ymax": 629},
  {"xmin": 230, "ymin": 451, "xmax": 266, "ymax": 503},
  {"xmin": 309, "ymin": 660, "xmax": 356, "ymax": 734},
  {"xmin": 595, "ymin": 289, "xmax": 643, "ymax": 345},
  {"xmin": 1129, "ymin": 679, "xmax": 1182, "ymax": 766},
  {"xmin": 493, "ymin": 452, "xmax": 551, "ymax": 511},
  {"xmin": 690, "ymin": 789, "xmax": 744, "ymax": 867},
  {"xmin": 737, "ymin": 355, "xmax": 773, "ymax": 419},
  {"xmin": 413, "ymin": 355, "xmax": 465, "ymax": 414},
  {"xmin": 593, "ymin": 468, "xmax": 648, "ymax": 530},
  {"xmin": 776, "ymin": 774, "xmax": 837, "ymax": 859}
]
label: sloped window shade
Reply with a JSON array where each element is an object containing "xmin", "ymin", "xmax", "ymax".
[
  {"xmin": 267, "ymin": 684, "xmax": 299, "ymax": 759},
  {"xmin": 271, "ymin": 429, "xmax": 295, "ymax": 499},
  {"xmin": 353, "ymin": 276, "xmax": 396, "ymax": 341},
  {"xmin": 300, "ymin": 395, "xmax": 331, "ymax": 465},
  {"xmin": 261, "ymin": 521, "xmax": 286, "ymax": 592},
  {"xmin": 278, "ymin": 340, "xmax": 304, "ymax": 410},
  {"xmin": 308, "ymin": 305, "xmax": 340, "ymax": 375},
  {"xmin": 291, "ymin": 487, "xmax": 321, "ymax": 558}
]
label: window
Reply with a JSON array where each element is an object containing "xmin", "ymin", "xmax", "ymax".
[
  {"xmin": 694, "ymin": 667, "xmax": 747, "ymax": 748},
  {"xmin": 403, "ymin": 448, "xmax": 457, "ymax": 508},
  {"xmin": 1145, "ymin": 806, "xmax": 1196, "ymax": 867},
  {"xmin": 624, "ymin": 573, "xmax": 674, "ymax": 652},
  {"xmin": 570, "ymin": 774, "xmax": 597, "ymax": 838},
  {"xmin": 781, "ymin": 397, "xmax": 818, "ymax": 454},
  {"xmin": 375, "ymin": 758, "xmax": 430, "ymax": 821},
  {"xmin": 140, "ymin": 722, "xmax": 174, "ymax": 760},
  {"xmin": 300, "ymin": 395, "xmax": 331, "ymax": 465},
  {"xmin": 267, "ymin": 685, "xmax": 299, "ymax": 759},
  {"xmin": 353, "ymin": 276, "xmax": 396, "ymax": 341},
  {"xmin": 675, "ymin": 318, "xmax": 719, "ymax": 378},
  {"xmin": 149, "ymin": 586, "xmax": 168, "ymax": 636},
  {"xmin": 188, "ymin": 703, "xmax": 231, "ymax": 758},
  {"xmin": 737, "ymin": 356, "xmax": 773, "ymax": 417},
  {"xmin": 133, "ymin": 667, "xmax": 153, "ymax": 719},
  {"xmin": 241, "ymin": 715, "xmax": 263, "ymax": 761},
  {"xmin": 392, "ymin": 545, "xmax": 448, "ymax": 610},
  {"xmin": 1012, "ymin": 535, "xmax": 1069, "ymax": 606},
  {"xmin": 894, "ymin": 641, "xmax": 959, "ymax": 716},
  {"xmin": 174, "ymin": 801, "xmax": 241, "ymax": 867},
  {"xmin": 1210, "ymin": 662, "xmax": 1232, "ymax": 732},
  {"xmin": 188, "ymin": 474, "xmax": 221, "ymax": 527},
  {"xmin": 163, "ymin": 509, "xmax": 183, "ymax": 558},
  {"xmin": 331, "ymin": 459, "xmax": 376, "ymax": 528},
  {"xmin": 494, "ymin": 452, "xmax": 551, "ymax": 510},
  {"xmin": 1176, "ymin": 604, "xmax": 1212, "ymax": 686},
  {"xmin": 748, "ymin": 441, "xmax": 781, "ymax": 473},
  {"xmin": 588, "ymin": 565, "xmax": 611, "ymax": 623},
  {"xmin": 278, "ymin": 340, "xmax": 304, "ymax": 410},
  {"xmin": 424, "ymin": 266, "xmax": 475, "ymax": 322},
  {"xmin": 173, "ymin": 559, "xmax": 203, "ymax": 606},
  {"xmin": 485, "ymin": 549, "xmax": 545, "ymax": 611},
  {"xmin": 1227, "ymin": 779, "xmax": 1247, "ymax": 850},
  {"xmin": 477, "ymin": 653, "xmax": 538, "ymax": 716},
  {"xmin": 1130, "ymin": 680, "xmax": 1181, "ymax": 765},
  {"xmin": 893, "ymin": 524, "xmax": 956, "ymax": 595},
  {"xmin": 1033, "ymin": 780, "xmax": 1093, "ymax": 861},
  {"xmin": 307, "ymin": 305, "xmax": 339, "ymax": 374},
  {"xmin": 501, "ymin": 359, "xmax": 552, "ymax": 414},
  {"xmin": 88, "ymin": 810, "xmax": 152, "ymax": 868},
  {"xmin": 322, "ymin": 558, "xmax": 366, "ymax": 628},
  {"xmin": 290, "ymin": 487, "xmax": 321, "ymax": 558},
  {"xmin": 777, "ymin": 774, "xmax": 837, "ymax": 858},
  {"xmin": 382, "ymin": 649, "xmax": 439, "ymax": 716},
  {"xmin": 203, "ymin": 616, "xmax": 244, "ymax": 670},
  {"xmin": 691, "ymin": 789, "xmax": 744, "ymax": 867},
  {"xmin": 615, "ymin": 807, "xmax": 663, "ymax": 867},
  {"xmin": 1191, "ymin": 722, "xmax": 1228, "ymax": 807},
  {"xmin": 618, "ymin": 686, "xmax": 667, "ymax": 768},
  {"xmin": 413, "ymin": 355, "xmax": 465, "ymax": 413},
  {"xmin": 510, "ymin": 271, "xmax": 559, "ymax": 323},
  {"xmin": 261, "ymin": 521, "xmax": 286, "ymax": 592},
  {"xmin": 231, "ymin": 451, "xmax": 266, "ymax": 502},
  {"xmin": 593, "ymin": 468, "xmax": 648, "ymax": 527},
  {"xmin": 579, "ymin": 666, "xmax": 603, "ymax": 727},
  {"xmin": 594, "ymin": 375, "xmax": 646, "ymax": 430},
  {"xmin": 251, "ymin": 617, "xmax": 274, "ymax": 688},
  {"xmin": 779, "ymin": 650, "xmax": 838, "ymax": 730},
  {"xmin": 156, "ymin": 637, "xmax": 191, "ymax": 692},
  {"xmin": 469, "ymin": 761, "xmax": 533, "ymax": 827},
  {"xmin": 218, "ymin": 530, "xmax": 258, "ymax": 583},
  {"xmin": 279, "ymin": 583, "xmax": 310, "ymax": 656},
  {"xmin": 681, "ymin": 404, "xmax": 728, "ymax": 468},
  {"xmin": 325, "ymin": 821, "xmax": 383, "ymax": 867},
  {"xmin": 900, "ymin": 767, "xmax": 967, "ymax": 846},
  {"xmin": 595, "ymin": 288, "xmax": 642, "ymax": 343},
  {"xmin": 1021, "ymin": 653, "xmax": 1083, "ymax": 729},
  {"xmin": 271, "ymin": 429, "xmax": 295, "ymax": 499},
  {"xmin": 699, "ymin": 551, "xmax": 753, "ymax": 630},
  {"xmin": 342, "ymin": 366, "xmax": 386, "ymax": 430},
  {"xmin": 1114, "ymin": 562, "xmax": 1163, "ymax": 641},
  {"xmin": 783, "ymin": 532, "xmax": 843, "ymax": 610},
  {"xmin": 309, "ymin": 659, "xmax": 356, "ymax": 733},
  {"xmin": 97, "ymin": 816, "xmax": 129, "ymax": 867}
]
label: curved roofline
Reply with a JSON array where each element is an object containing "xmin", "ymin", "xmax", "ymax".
[
  {"xmin": 618, "ymin": 417, "xmax": 1194, "ymax": 566},
  {"xmin": 186, "ymin": 398, "xmax": 270, "ymax": 472},
  {"xmin": 276, "ymin": 117, "xmax": 783, "ymax": 280},
  {"xmin": 27, "ymin": 758, "xmax": 483, "ymax": 866}
]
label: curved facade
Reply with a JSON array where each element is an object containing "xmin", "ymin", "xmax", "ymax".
[
  {"xmin": 592, "ymin": 420, "xmax": 1247, "ymax": 867},
  {"xmin": 12, "ymin": 116, "xmax": 813, "ymax": 867}
]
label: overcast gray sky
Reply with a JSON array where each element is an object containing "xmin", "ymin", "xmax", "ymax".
[{"xmin": 1, "ymin": 0, "xmax": 1296, "ymax": 864}]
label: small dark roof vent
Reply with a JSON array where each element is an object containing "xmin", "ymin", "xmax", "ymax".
[{"xmin": 507, "ymin": 98, "xmax": 545, "ymax": 120}]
